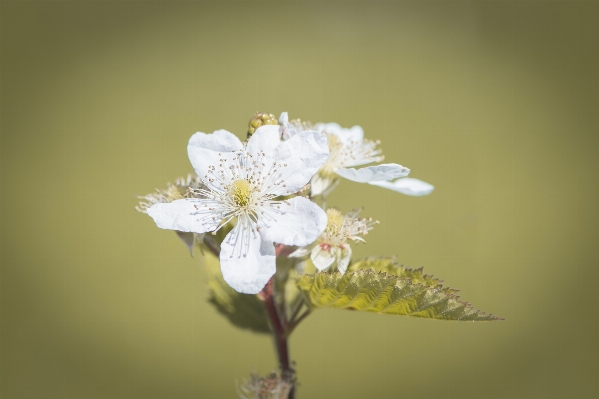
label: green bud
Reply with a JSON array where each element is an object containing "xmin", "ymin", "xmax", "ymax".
[{"xmin": 247, "ymin": 112, "xmax": 278, "ymax": 138}]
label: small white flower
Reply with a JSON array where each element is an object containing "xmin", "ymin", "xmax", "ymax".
[
  {"xmin": 290, "ymin": 208, "xmax": 378, "ymax": 274},
  {"xmin": 280, "ymin": 113, "xmax": 431, "ymax": 196},
  {"xmin": 146, "ymin": 125, "xmax": 329, "ymax": 294},
  {"xmin": 135, "ymin": 174, "xmax": 205, "ymax": 213},
  {"xmin": 313, "ymin": 122, "xmax": 415, "ymax": 196},
  {"xmin": 136, "ymin": 175, "xmax": 207, "ymax": 256}
]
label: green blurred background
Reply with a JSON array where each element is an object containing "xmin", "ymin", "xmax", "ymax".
[{"xmin": 1, "ymin": 1, "xmax": 598, "ymax": 398}]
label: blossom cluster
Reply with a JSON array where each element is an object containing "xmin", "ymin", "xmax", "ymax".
[{"xmin": 138, "ymin": 112, "xmax": 433, "ymax": 294}]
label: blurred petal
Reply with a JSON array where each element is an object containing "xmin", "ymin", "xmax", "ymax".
[
  {"xmin": 187, "ymin": 130, "xmax": 243, "ymax": 178},
  {"xmin": 289, "ymin": 246, "xmax": 312, "ymax": 258},
  {"xmin": 335, "ymin": 163, "xmax": 410, "ymax": 183},
  {"xmin": 315, "ymin": 122, "xmax": 364, "ymax": 144},
  {"xmin": 369, "ymin": 177, "xmax": 434, "ymax": 196},
  {"xmin": 147, "ymin": 199, "xmax": 218, "ymax": 234},
  {"xmin": 246, "ymin": 125, "xmax": 282, "ymax": 157},
  {"xmin": 337, "ymin": 245, "xmax": 352, "ymax": 274},
  {"xmin": 311, "ymin": 246, "xmax": 335, "ymax": 271},
  {"xmin": 220, "ymin": 225, "xmax": 276, "ymax": 294},
  {"xmin": 278, "ymin": 112, "xmax": 288, "ymax": 124},
  {"xmin": 310, "ymin": 173, "xmax": 338, "ymax": 197},
  {"xmin": 259, "ymin": 197, "xmax": 327, "ymax": 247},
  {"xmin": 269, "ymin": 130, "xmax": 330, "ymax": 195},
  {"xmin": 278, "ymin": 112, "xmax": 297, "ymax": 140}
]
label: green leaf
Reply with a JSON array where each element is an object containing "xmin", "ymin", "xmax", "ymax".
[
  {"xmin": 204, "ymin": 253, "xmax": 271, "ymax": 333},
  {"xmin": 348, "ymin": 257, "xmax": 459, "ymax": 294},
  {"xmin": 296, "ymin": 269, "xmax": 502, "ymax": 321}
]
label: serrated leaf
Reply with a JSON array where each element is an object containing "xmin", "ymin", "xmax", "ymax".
[
  {"xmin": 204, "ymin": 253, "xmax": 271, "ymax": 333},
  {"xmin": 348, "ymin": 257, "xmax": 459, "ymax": 295},
  {"xmin": 297, "ymin": 270, "xmax": 502, "ymax": 321}
]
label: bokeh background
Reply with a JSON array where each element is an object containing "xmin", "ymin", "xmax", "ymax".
[{"xmin": 1, "ymin": 1, "xmax": 598, "ymax": 398}]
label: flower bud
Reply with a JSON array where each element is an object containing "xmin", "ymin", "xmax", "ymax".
[{"xmin": 247, "ymin": 112, "xmax": 278, "ymax": 138}]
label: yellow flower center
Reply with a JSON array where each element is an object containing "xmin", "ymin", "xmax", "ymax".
[
  {"xmin": 320, "ymin": 134, "xmax": 344, "ymax": 177},
  {"xmin": 230, "ymin": 179, "xmax": 252, "ymax": 207},
  {"xmin": 325, "ymin": 208, "xmax": 345, "ymax": 235}
]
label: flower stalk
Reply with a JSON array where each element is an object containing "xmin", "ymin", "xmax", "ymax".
[{"xmin": 259, "ymin": 277, "xmax": 295, "ymax": 399}]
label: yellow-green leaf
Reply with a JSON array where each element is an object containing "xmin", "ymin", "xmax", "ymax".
[
  {"xmin": 348, "ymin": 257, "xmax": 459, "ymax": 294},
  {"xmin": 204, "ymin": 253, "xmax": 271, "ymax": 333},
  {"xmin": 296, "ymin": 270, "xmax": 502, "ymax": 321}
]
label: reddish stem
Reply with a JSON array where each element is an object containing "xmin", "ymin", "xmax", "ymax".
[{"xmin": 260, "ymin": 277, "xmax": 295, "ymax": 399}]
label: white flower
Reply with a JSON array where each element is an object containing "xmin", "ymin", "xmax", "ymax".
[
  {"xmin": 136, "ymin": 175, "xmax": 207, "ymax": 256},
  {"xmin": 314, "ymin": 122, "xmax": 436, "ymax": 196},
  {"xmin": 146, "ymin": 125, "xmax": 329, "ymax": 294},
  {"xmin": 135, "ymin": 174, "xmax": 205, "ymax": 213},
  {"xmin": 280, "ymin": 113, "xmax": 430, "ymax": 196},
  {"xmin": 290, "ymin": 208, "xmax": 378, "ymax": 274},
  {"xmin": 313, "ymin": 122, "xmax": 420, "ymax": 196}
]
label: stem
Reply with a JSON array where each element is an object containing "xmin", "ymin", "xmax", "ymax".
[
  {"xmin": 288, "ymin": 299, "xmax": 305, "ymax": 325},
  {"xmin": 286, "ymin": 308, "xmax": 311, "ymax": 337},
  {"xmin": 260, "ymin": 278, "xmax": 295, "ymax": 399}
]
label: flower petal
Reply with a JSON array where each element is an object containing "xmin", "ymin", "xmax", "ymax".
[
  {"xmin": 335, "ymin": 163, "xmax": 410, "ymax": 183},
  {"xmin": 279, "ymin": 112, "xmax": 297, "ymax": 141},
  {"xmin": 369, "ymin": 177, "xmax": 434, "ymax": 196},
  {"xmin": 269, "ymin": 130, "xmax": 330, "ymax": 195},
  {"xmin": 220, "ymin": 224, "xmax": 276, "ymax": 294},
  {"xmin": 337, "ymin": 245, "xmax": 352, "ymax": 274},
  {"xmin": 315, "ymin": 122, "xmax": 364, "ymax": 144},
  {"xmin": 258, "ymin": 196, "xmax": 327, "ymax": 247},
  {"xmin": 246, "ymin": 125, "xmax": 282, "ymax": 157},
  {"xmin": 187, "ymin": 130, "xmax": 243, "ymax": 178},
  {"xmin": 310, "ymin": 173, "xmax": 339, "ymax": 197},
  {"xmin": 310, "ymin": 246, "xmax": 336, "ymax": 271},
  {"xmin": 147, "ymin": 199, "xmax": 219, "ymax": 234},
  {"xmin": 289, "ymin": 246, "xmax": 312, "ymax": 258},
  {"xmin": 278, "ymin": 112, "xmax": 288, "ymax": 125}
]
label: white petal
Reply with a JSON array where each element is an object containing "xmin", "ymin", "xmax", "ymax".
[
  {"xmin": 369, "ymin": 177, "xmax": 434, "ymax": 196},
  {"xmin": 310, "ymin": 173, "xmax": 338, "ymax": 197},
  {"xmin": 147, "ymin": 199, "xmax": 218, "ymax": 234},
  {"xmin": 258, "ymin": 196, "xmax": 327, "ymax": 247},
  {"xmin": 315, "ymin": 122, "xmax": 364, "ymax": 144},
  {"xmin": 187, "ymin": 130, "xmax": 243, "ymax": 178},
  {"xmin": 220, "ymin": 225, "xmax": 276, "ymax": 294},
  {"xmin": 246, "ymin": 125, "xmax": 282, "ymax": 157},
  {"xmin": 337, "ymin": 245, "xmax": 352, "ymax": 274},
  {"xmin": 278, "ymin": 112, "xmax": 288, "ymax": 124},
  {"xmin": 310, "ymin": 246, "xmax": 336, "ymax": 271},
  {"xmin": 269, "ymin": 130, "xmax": 330, "ymax": 195},
  {"xmin": 289, "ymin": 246, "xmax": 312, "ymax": 258},
  {"xmin": 335, "ymin": 163, "xmax": 410, "ymax": 183},
  {"xmin": 278, "ymin": 112, "xmax": 297, "ymax": 141}
]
